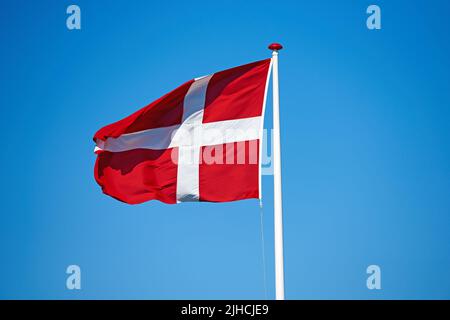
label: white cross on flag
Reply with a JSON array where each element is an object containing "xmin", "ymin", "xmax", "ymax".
[{"xmin": 94, "ymin": 59, "xmax": 272, "ymax": 204}]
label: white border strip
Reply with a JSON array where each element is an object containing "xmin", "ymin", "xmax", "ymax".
[{"xmin": 258, "ymin": 59, "xmax": 273, "ymax": 201}]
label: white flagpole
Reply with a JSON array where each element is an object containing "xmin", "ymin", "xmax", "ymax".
[{"xmin": 268, "ymin": 43, "xmax": 285, "ymax": 300}]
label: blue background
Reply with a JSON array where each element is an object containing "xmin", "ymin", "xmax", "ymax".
[{"xmin": 1, "ymin": 0, "xmax": 449, "ymax": 299}]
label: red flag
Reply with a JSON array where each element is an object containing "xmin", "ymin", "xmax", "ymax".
[{"xmin": 94, "ymin": 59, "xmax": 272, "ymax": 204}]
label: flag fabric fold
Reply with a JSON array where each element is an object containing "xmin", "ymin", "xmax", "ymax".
[{"xmin": 94, "ymin": 59, "xmax": 272, "ymax": 204}]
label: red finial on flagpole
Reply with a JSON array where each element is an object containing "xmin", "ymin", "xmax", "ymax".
[{"xmin": 268, "ymin": 43, "xmax": 283, "ymax": 51}]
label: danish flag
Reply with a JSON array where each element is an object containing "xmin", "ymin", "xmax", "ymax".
[{"xmin": 94, "ymin": 59, "xmax": 272, "ymax": 204}]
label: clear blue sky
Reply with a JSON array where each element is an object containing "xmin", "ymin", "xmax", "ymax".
[{"xmin": 1, "ymin": 0, "xmax": 449, "ymax": 299}]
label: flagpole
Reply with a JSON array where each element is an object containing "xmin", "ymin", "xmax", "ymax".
[{"xmin": 268, "ymin": 43, "xmax": 285, "ymax": 300}]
